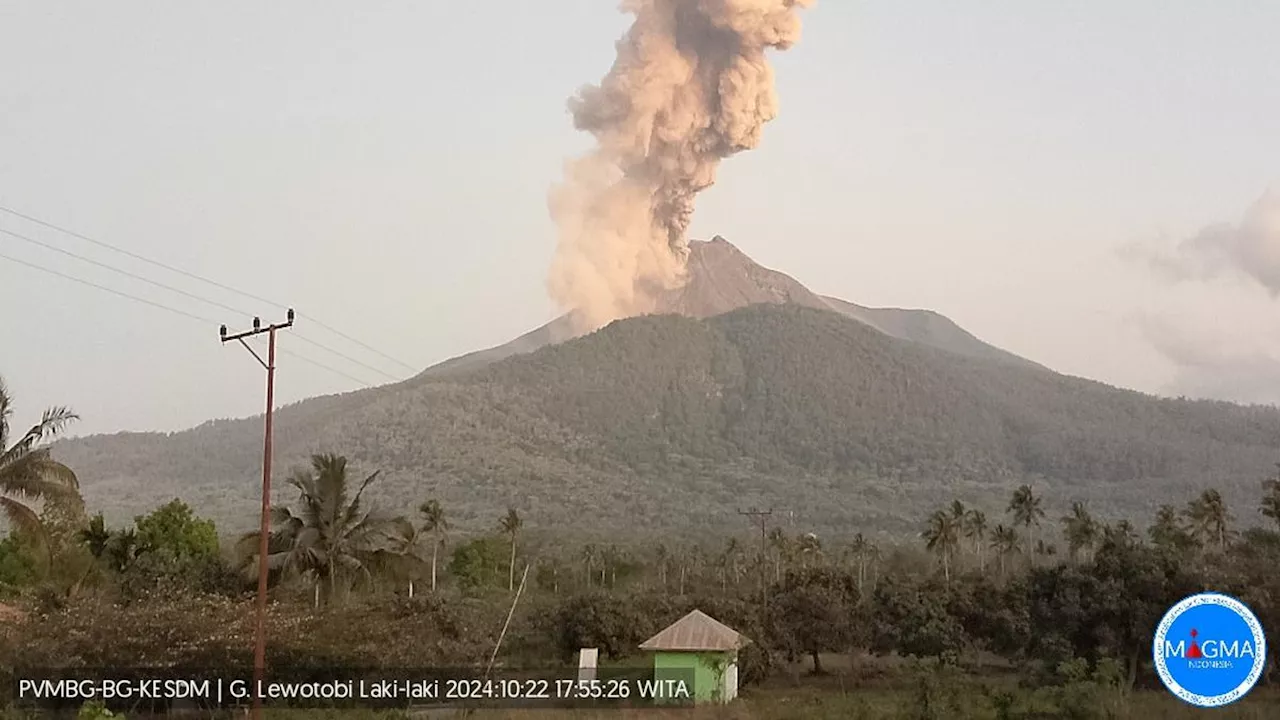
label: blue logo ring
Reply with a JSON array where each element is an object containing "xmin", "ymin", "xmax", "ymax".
[{"xmin": 1153, "ymin": 592, "xmax": 1267, "ymax": 707}]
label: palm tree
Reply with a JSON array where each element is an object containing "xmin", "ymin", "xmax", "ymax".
[
  {"xmin": 105, "ymin": 527, "xmax": 139, "ymax": 573},
  {"xmin": 1184, "ymin": 489, "xmax": 1231, "ymax": 552},
  {"xmin": 236, "ymin": 453, "xmax": 399, "ymax": 606},
  {"xmin": 379, "ymin": 517, "xmax": 430, "ymax": 597},
  {"xmin": 990, "ymin": 524, "xmax": 1019, "ymax": 578},
  {"xmin": 723, "ymin": 538, "xmax": 745, "ymax": 587},
  {"xmin": 1061, "ymin": 501, "xmax": 1099, "ymax": 563},
  {"xmin": 797, "ymin": 532, "xmax": 822, "ymax": 568},
  {"xmin": 78, "ymin": 512, "xmax": 112, "ymax": 560},
  {"xmin": 0, "ymin": 378, "xmax": 81, "ymax": 550},
  {"xmin": 580, "ymin": 543, "xmax": 598, "ymax": 588},
  {"xmin": 1007, "ymin": 485, "xmax": 1044, "ymax": 564},
  {"xmin": 1149, "ymin": 505, "xmax": 1192, "ymax": 551},
  {"xmin": 848, "ymin": 533, "xmax": 873, "ymax": 591},
  {"xmin": 653, "ymin": 543, "xmax": 670, "ymax": 590},
  {"xmin": 922, "ymin": 510, "xmax": 960, "ymax": 582},
  {"xmin": 418, "ymin": 499, "xmax": 448, "ymax": 592},
  {"xmin": 1260, "ymin": 468, "xmax": 1280, "ymax": 532},
  {"xmin": 767, "ymin": 527, "xmax": 789, "ymax": 582},
  {"xmin": 499, "ymin": 508, "xmax": 522, "ymax": 592},
  {"xmin": 963, "ymin": 510, "xmax": 989, "ymax": 574}
]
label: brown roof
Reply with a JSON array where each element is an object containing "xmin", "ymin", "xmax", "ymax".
[{"xmin": 639, "ymin": 610, "xmax": 749, "ymax": 652}]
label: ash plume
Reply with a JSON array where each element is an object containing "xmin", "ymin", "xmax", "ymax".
[{"xmin": 548, "ymin": 0, "xmax": 815, "ymax": 333}]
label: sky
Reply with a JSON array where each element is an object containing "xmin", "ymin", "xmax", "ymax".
[{"xmin": 2, "ymin": 1, "xmax": 1279, "ymax": 438}]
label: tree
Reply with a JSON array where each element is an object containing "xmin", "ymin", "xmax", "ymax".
[
  {"xmin": 418, "ymin": 499, "xmax": 449, "ymax": 592},
  {"xmin": 1007, "ymin": 485, "xmax": 1044, "ymax": 564},
  {"xmin": 869, "ymin": 574, "xmax": 968, "ymax": 662},
  {"xmin": 580, "ymin": 543, "xmax": 598, "ymax": 589},
  {"xmin": 1148, "ymin": 504, "xmax": 1195, "ymax": 553},
  {"xmin": 378, "ymin": 517, "xmax": 430, "ymax": 598},
  {"xmin": 499, "ymin": 508, "xmax": 522, "ymax": 592},
  {"xmin": 0, "ymin": 377, "xmax": 81, "ymax": 552},
  {"xmin": 797, "ymin": 532, "xmax": 822, "ymax": 568},
  {"xmin": 653, "ymin": 543, "xmax": 670, "ymax": 590},
  {"xmin": 124, "ymin": 499, "xmax": 223, "ymax": 594},
  {"xmin": 78, "ymin": 513, "xmax": 112, "ymax": 560},
  {"xmin": 990, "ymin": 524, "xmax": 1019, "ymax": 578},
  {"xmin": 448, "ymin": 535, "xmax": 508, "ymax": 593},
  {"xmin": 963, "ymin": 510, "xmax": 989, "ymax": 574},
  {"xmin": 1183, "ymin": 489, "xmax": 1231, "ymax": 552},
  {"xmin": 770, "ymin": 567, "xmax": 860, "ymax": 674},
  {"xmin": 767, "ymin": 528, "xmax": 789, "ymax": 582},
  {"xmin": 1263, "ymin": 472, "xmax": 1280, "ymax": 532},
  {"xmin": 1061, "ymin": 501, "xmax": 1099, "ymax": 563},
  {"xmin": 134, "ymin": 499, "xmax": 218, "ymax": 561},
  {"xmin": 237, "ymin": 453, "xmax": 398, "ymax": 606},
  {"xmin": 848, "ymin": 533, "xmax": 875, "ymax": 591},
  {"xmin": 922, "ymin": 510, "xmax": 960, "ymax": 582}
]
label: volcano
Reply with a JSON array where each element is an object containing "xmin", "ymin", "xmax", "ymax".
[
  {"xmin": 51, "ymin": 237, "xmax": 1280, "ymax": 537},
  {"xmin": 424, "ymin": 236, "xmax": 1042, "ymax": 378}
]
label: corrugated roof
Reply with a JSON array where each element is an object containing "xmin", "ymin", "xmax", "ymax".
[{"xmin": 639, "ymin": 609, "xmax": 749, "ymax": 652}]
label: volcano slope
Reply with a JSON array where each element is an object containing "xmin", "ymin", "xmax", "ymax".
[{"xmin": 55, "ymin": 303, "xmax": 1280, "ymax": 538}]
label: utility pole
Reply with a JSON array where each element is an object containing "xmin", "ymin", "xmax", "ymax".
[
  {"xmin": 221, "ymin": 309, "xmax": 293, "ymax": 720},
  {"xmin": 738, "ymin": 508, "xmax": 773, "ymax": 612}
]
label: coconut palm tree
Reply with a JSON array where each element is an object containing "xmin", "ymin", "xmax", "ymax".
[
  {"xmin": 1007, "ymin": 485, "xmax": 1044, "ymax": 564},
  {"xmin": 990, "ymin": 524, "xmax": 1019, "ymax": 578},
  {"xmin": 1183, "ymin": 489, "xmax": 1231, "ymax": 552},
  {"xmin": 848, "ymin": 532, "xmax": 874, "ymax": 591},
  {"xmin": 236, "ymin": 453, "xmax": 399, "ymax": 606},
  {"xmin": 0, "ymin": 378, "xmax": 80, "ymax": 550},
  {"xmin": 797, "ymin": 532, "xmax": 822, "ymax": 568},
  {"xmin": 1262, "ymin": 471, "xmax": 1280, "ymax": 532},
  {"xmin": 767, "ymin": 527, "xmax": 789, "ymax": 582},
  {"xmin": 653, "ymin": 543, "xmax": 670, "ymax": 590},
  {"xmin": 1061, "ymin": 501, "xmax": 1099, "ymax": 563},
  {"xmin": 499, "ymin": 508, "xmax": 522, "ymax": 592},
  {"xmin": 580, "ymin": 543, "xmax": 598, "ymax": 588},
  {"xmin": 418, "ymin": 499, "xmax": 448, "ymax": 592},
  {"xmin": 378, "ymin": 517, "xmax": 430, "ymax": 597},
  {"xmin": 922, "ymin": 510, "xmax": 960, "ymax": 582},
  {"xmin": 963, "ymin": 510, "xmax": 989, "ymax": 574},
  {"xmin": 78, "ymin": 512, "xmax": 112, "ymax": 560}
]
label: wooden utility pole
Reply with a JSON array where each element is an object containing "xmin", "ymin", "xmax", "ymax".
[{"xmin": 221, "ymin": 310, "xmax": 293, "ymax": 720}]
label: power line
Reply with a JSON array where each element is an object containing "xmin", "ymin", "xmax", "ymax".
[
  {"xmin": 0, "ymin": 250, "xmax": 376, "ymax": 388},
  {"xmin": 280, "ymin": 348, "xmax": 377, "ymax": 387},
  {"xmin": 1, "ymin": 223, "xmax": 403, "ymax": 382},
  {"xmin": 0, "ymin": 249, "xmax": 218, "ymax": 325},
  {"xmin": 0, "ymin": 204, "xmax": 283, "ymax": 308},
  {"xmin": 291, "ymin": 333, "xmax": 400, "ymax": 382},
  {"xmin": 0, "ymin": 203, "xmax": 420, "ymax": 373},
  {"xmin": 0, "ymin": 225, "xmax": 252, "ymax": 317},
  {"xmin": 297, "ymin": 312, "xmax": 418, "ymax": 374}
]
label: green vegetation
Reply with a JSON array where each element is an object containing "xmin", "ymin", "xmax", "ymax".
[
  {"xmin": 0, "ymin": 377, "xmax": 81, "ymax": 549},
  {"xmin": 3, "ymin": 435, "xmax": 1280, "ymax": 717},
  {"xmin": 50, "ymin": 306, "xmax": 1280, "ymax": 537}
]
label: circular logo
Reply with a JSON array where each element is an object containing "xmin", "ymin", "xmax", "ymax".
[{"xmin": 1153, "ymin": 593, "xmax": 1267, "ymax": 707}]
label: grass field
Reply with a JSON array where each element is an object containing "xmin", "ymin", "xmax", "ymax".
[{"xmin": 257, "ymin": 661, "xmax": 1280, "ymax": 720}]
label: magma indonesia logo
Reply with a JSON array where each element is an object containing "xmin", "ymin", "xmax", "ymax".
[{"xmin": 1153, "ymin": 593, "xmax": 1267, "ymax": 707}]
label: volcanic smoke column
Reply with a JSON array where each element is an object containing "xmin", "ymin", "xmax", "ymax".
[{"xmin": 548, "ymin": 0, "xmax": 815, "ymax": 333}]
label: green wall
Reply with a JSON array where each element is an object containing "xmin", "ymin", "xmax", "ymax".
[{"xmin": 652, "ymin": 650, "xmax": 733, "ymax": 704}]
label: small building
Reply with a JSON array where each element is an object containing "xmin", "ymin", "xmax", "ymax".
[{"xmin": 639, "ymin": 609, "xmax": 749, "ymax": 704}]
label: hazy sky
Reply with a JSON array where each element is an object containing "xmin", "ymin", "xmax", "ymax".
[{"xmin": 3, "ymin": 1, "xmax": 1279, "ymax": 437}]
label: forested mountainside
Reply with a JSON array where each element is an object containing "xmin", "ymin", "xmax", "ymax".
[{"xmin": 55, "ymin": 304, "xmax": 1280, "ymax": 537}]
